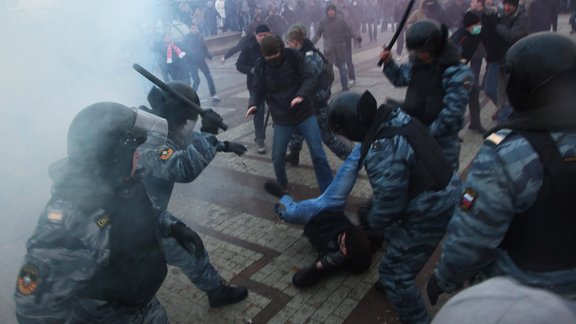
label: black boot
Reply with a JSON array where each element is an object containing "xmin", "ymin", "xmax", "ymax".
[
  {"xmin": 292, "ymin": 266, "xmax": 324, "ymax": 288},
  {"xmin": 206, "ymin": 282, "xmax": 248, "ymax": 308},
  {"xmin": 264, "ymin": 180, "xmax": 286, "ymax": 198},
  {"xmin": 285, "ymin": 150, "xmax": 300, "ymax": 167}
]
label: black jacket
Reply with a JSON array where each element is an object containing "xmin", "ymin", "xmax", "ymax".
[
  {"xmin": 236, "ymin": 36, "xmax": 261, "ymax": 89},
  {"xmin": 481, "ymin": 7, "xmax": 530, "ymax": 63},
  {"xmin": 248, "ymin": 47, "xmax": 317, "ymax": 126},
  {"xmin": 182, "ymin": 33, "xmax": 212, "ymax": 63}
]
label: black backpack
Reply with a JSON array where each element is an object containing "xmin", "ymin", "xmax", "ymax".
[{"xmin": 314, "ymin": 49, "xmax": 335, "ymax": 91}]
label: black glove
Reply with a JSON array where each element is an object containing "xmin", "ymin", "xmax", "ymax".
[
  {"xmin": 200, "ymin": 109, "xmax": 223, "ymax": 135},
  {"xmin": 222, "ymin": 141, "xmax": 247, "ymax": 156},
  {"xmin": 171, "ymin": 222, "xmax": 205, "ymax": 258},
  {"xmin": 356, "ymin": 36, "xmax": 362, "ymax": 43},
  {"xmin": 426, "ymin": 274, "xmax": 444, "ymax": 306},
  {"xmin": 292, "ymin": 265, "xmax": 324, "ymax": 288}
]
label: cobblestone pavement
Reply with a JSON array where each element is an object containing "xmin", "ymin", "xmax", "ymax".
[{"xmin": 1, "ymin": 15, "xmax": 574, "ymax": 324}]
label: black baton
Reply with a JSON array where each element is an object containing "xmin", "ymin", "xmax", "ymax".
[
  {"xmin": 377, "ymin": 0, "xmax": 416, "ymax": 67},
  {"xmin": 133, "ymin": 63, "xmax": 228, "ymax": 131}
]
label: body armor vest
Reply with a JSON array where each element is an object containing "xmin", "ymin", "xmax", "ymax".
[
  {"xmin": 82, "ymin": 182, "xmax": 167, "ymax": 306},
  {"xmin": 501, "ymin": 131, "xmax": 576, "ymax": 272},
  {"xmin": 403, "ymin": 62, "xmax": 446, "ymax": 126}
]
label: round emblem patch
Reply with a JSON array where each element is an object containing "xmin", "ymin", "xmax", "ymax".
[
  {"xmin": 159, "ymin": 147, "xmax": 174, "ymax": 161},
  {"xmin": 17, "ymin": 264, "xmax": 39, "ymax": 295}
]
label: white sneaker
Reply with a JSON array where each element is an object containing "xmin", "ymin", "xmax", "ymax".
[
  {"xmin": 211, "ymin": 95, "xmax": 221, "ymax": 102},
  {"xmin": 347, "ymin": 79, "xmax": 356, "ymax": 88}
]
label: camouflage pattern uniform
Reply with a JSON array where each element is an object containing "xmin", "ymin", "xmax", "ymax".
[
  {"xmin": 288, "ymin": 38, "xmax": 352, "ymax": 160},
  {"xmin": 433, "ymin": 129, "xmax": 576, "ymax": 299},
  {"xmin": 383, "ymin": 59, "xmax": 472, "ymax": 170},
  {"xmin": 137, "ymin": 130, "xmax": 226, "ymax": 292},
  {"xmin": 365, "ymin": 108, "xmax": 461, "ymax": 323},
  {"xmin": 15, "ymin": 182, "xmax": 175, "ymax": 323}
]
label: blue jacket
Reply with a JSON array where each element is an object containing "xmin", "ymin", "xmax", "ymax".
[{"xmin": 137, "ymin": 129, "xmax": 222, "ymax": 210}]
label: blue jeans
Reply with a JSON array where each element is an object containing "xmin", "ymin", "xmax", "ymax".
[
  {"xmin": 190, "ymin": 60, "xmax": 216, "ymax": 96},
  {"xmin": 335, "ymin": 61, "xmax": 349, "ymax": 90},
  {"xmin": 485, "ymin": 62, "xmax": 512, "ymax": 124},
  {"xmin": 277, "ymin": 144, "xmax": 360, "ymax": 224},
  {"xmin": 483, "ymin": 62, "xmax": 500, "ymax": 107},
  {"xmin": 272, "ymin": 115, "xmax": 333, "ymax": 191},
  {"xmin": 253, "ymin": 101, "xmax": 266, "ymax": 141}
]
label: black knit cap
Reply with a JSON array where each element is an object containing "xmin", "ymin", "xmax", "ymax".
[
  {"xmin": 254, "ymin": 24, "xmax": 271, "ymax": 34},
  {"xmin": 462, "ymin": 11, "xmax": 480, "ymax": 28}
]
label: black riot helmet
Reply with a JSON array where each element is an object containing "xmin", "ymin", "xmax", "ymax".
[
  {"xmin": 504, "ymin": 32, "xmax": 576, "ymax": 112},
  {"xmin": 327, "ymin": 91, "xmax": 378, "ymax": 142},
  {"xmin": 406, "ymin": 19, "xmax": 448, "ymax": 57},
  {"xmin": 147, "ymin": 81, "xmax": 200, "ymax": 130},
  {"xmin": 67, "ymin": 102, "xmax": 167, "ymax": 183}
]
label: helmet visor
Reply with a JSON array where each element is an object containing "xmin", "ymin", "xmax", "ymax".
[{"xmin": 132, "ymin": 107, "xmax": 168, "ymax": 147}]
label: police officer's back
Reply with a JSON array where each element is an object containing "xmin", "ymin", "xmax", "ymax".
[{"xmin": 428, "ymin": 32, "xmax": 576, "ymax": 306}]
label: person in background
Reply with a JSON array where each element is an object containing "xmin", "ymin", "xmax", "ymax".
[
  {"xmin": 479, "ymin": 0, "xmax": 530, "ymax": 124},
  {"xmin": 528, "ymin": 0, "xmax": 559, "ymax": 33},
  {"xmin": 236, "ymin": 24, "xmax": 271, "ymax": 154},
  {"xmin": 204, "ymin": 0, "xmax": 222, "ymax": 36},
  {"xmin": 182, "ymin": 24, "xmax": 221, "ymax": 102},
  {"xmin": 153, "ymin": 33, "xmax": 190, "ymax": 85},
  {"xmin": 312, "ymin": 3, "xmax": 358, "ymax": 91},
  {"xmin": 449, "ymin": 11, "xmax": 486, "ymax": 133}
]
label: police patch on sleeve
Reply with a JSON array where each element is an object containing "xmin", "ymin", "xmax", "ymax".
[
  {"xmin": 95, "ymin": 214, "xmax": 110, "ymax": 228},
  {"xmin": 460, "ymin": 188, "xmax": 478, "ymax": 211},
  {"xmin": 158, "ymin": 146, "xmax": 173, "ymax": 161},
  {"xmin": 47, "ymin": 211, "xmax": 63, "ymax": 223},
  {"xmin": 17, "ymin": 264, "xmax": 39, "ymax": 295}
]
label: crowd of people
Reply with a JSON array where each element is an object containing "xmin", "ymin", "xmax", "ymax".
[{"xmin": 13, "ymin": 0, "xmax": 576, "ymax": 323}]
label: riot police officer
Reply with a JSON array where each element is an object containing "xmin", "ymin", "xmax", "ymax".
[
  {"xmin": 327, "ymin": 90, "xmax": 461, "ymax": 323},
  {"xmin": 427, "ymin": 33, "xmax": 576, "ymax": 306},
  {"xmin": 137, "ymin": 81, "xmax": 248, "ymax": 308},
  {"xmin": 380, "ymin": 19, "xmax": 473, "ymax": 171},
  {"xmin": 14, "ymin": 103, "xmax": 203, "ymax": 323}
]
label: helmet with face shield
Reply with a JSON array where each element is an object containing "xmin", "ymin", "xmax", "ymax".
[{"xmin": 66, "ymin": 102, "xmax": 168, "ymax": 184}]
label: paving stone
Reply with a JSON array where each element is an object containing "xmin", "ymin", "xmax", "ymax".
[
  {"xmin": 287, "ymin": 303, "xmax": 316, "ymax": 323},
  {"xmin": 332, "ymin": 297, "xmax": 359, "ymax": 319}
]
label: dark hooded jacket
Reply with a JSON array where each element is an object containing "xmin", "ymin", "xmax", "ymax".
[{"xmin": 249, "ymin": 47, "xmax": 317, "ymax": 126}]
